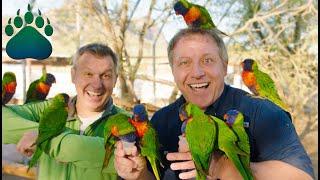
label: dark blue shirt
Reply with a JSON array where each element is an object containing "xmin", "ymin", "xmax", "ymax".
[{"xmin": 151, "ymin": 84, "xmax": 314, "ymax": 179}]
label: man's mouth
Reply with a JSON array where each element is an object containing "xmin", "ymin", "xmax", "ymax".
[
  {"xmin": 188, "ymin": 82, "xmax": 210, "ymax": 90},
  {"xmin": 86, "ymin": 90, "xmax": 103, "ymax": 97}
]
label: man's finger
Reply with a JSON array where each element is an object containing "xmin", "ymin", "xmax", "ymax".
[
  {"xmin": 179, "ymin": 169, "xmax": 197, "ymax": 179},
  {"xmin": 170, "ymin": 160, "xmax": 195, "ymax": 170},
  {"xmin": 166, "ymin": 152, "xmax": 192, "ymax": 161},
  {"xmin": 114, "ymin": 141, "xmax": 125, "ymax": 157}
]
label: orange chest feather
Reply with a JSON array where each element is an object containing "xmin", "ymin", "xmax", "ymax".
[
  {"xmin": 184, "ymin": 6, "xmax": 201, "ymax": 24},
  {"xmin": 36, "ymin": 82, "xmax": 50, "ymax": 94},
  {"xmin": 5, "ymin": 82, "xmax": 17, "ymax": 93},
  {"xmin": 130, "ymin": 120, "xmax": 148, "ymax": 138},
  {"xmin": 241, "ymin": 71, "xmax": 257, "ymax": 87}
]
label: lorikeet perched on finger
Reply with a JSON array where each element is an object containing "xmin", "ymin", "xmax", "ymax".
[
  {"xmin": 224, "ymin": 110, "xmax": 253, "ymax": 180},
  {"xmin": 179, "ymin": 103, "xmax": 217, "ymax": 180},
  {"xmin": 28, "ymin": 93, "xmax": 69, "ymax": 170},
  {"xmin": 174, "ymin": 0, "xmax": 228, "ymax": 36},
  {"xmin": 130, "ymin": 104, "xmax": 161, "ymax": 180},
  {"xmin": 102, "ymin": 112, "xmax": 137, "ymax": 168},
  {"xmin": 25, "ymin": 73, "xmax": 56, "ymax": 104},
  {"xmin": 241, "ymin": 58, "xmax": 288, "ymax": 111},
  {"xmin": 2, "ymin": 72, "xmax": 17, "ymax": 105}
]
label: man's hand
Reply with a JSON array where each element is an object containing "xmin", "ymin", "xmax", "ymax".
[
  {"xmin": 16, "ymin": 131, "xmax": 38, "ymax": 157},
  {"xmin": 114, "ymin": 141, "xmax": 151, "ymax": 180},
  {"xmin": 166, "ymin": 135, "xmax": 196, "ymax": 179}
]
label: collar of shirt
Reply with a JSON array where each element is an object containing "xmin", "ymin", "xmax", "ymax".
[{"xmin": 66, "ymin": 96, "xmax": 114, "ymax": 121}]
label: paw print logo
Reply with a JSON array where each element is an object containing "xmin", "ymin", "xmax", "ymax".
[{"xmin": 5, "ymin": 4, "xmax": 53, "ymax": 60}]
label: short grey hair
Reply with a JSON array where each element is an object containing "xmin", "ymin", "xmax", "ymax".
[
  {"xmin": 167, "ymin": 28, "xmax": 228, "ymax": 67},
  {"xmin": 72, "ymin": 43, "xmax": 119, "ymax": 74}
]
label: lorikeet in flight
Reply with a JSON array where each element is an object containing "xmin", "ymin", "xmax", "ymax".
[
  {"xmin": 130, "ymin": 104, "xmax": 161, "ymax": 180},
  {"xmin": 174, "ymin": 0, "xmax": 228, "ymax": 36},
  {"xmin": 179, "ymin": 103, "xmax": 217, "ymax": 180},
  {"xmin": 224, "ymin": 109, "xmax": 253, "ymax": 180},
  {"xmin": 241, "ymin": 58, "xmax": 288, "ymax": 111},
  {"xmin": 25, "ymin": 73, "xmax": 56, "ymax": 104},
  {"xmin": 28, "ymin": 93, "xmax": 69, "ymax": 170},
  {"xmin": 102, "ymin": 112, "xmax": 137, "ymax": 168},
  {"xmin": 2, "ymin": 71, "xmax": 17, "ymax": 105}
]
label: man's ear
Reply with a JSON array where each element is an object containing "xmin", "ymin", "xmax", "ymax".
[
  {"xmin": 113, "ymin": 74, "xmax": 118, "ymax": 88},
  {"xmin": 223, "ymin": 61, "xmax": 228, "ymax": 76},
  {"xmin": 71, "ymin": 67, "xmax": 75, "ymax": 83}
]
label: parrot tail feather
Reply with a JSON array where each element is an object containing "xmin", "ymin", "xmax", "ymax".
[
  {"xmin": 28, "ymin": 148, "xmax": 42, "ymax": 172},
  {"xmin": 147, "ymin": 157, "xmax": 160, "ymax": 180}
]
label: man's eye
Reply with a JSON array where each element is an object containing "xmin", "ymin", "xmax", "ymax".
[
  {"xmin": 84, "ymin": 72, "xmax": 93, "ymax": 77},
  {"xmin": 102, "ymin": 74, "xmax": 111, "ymax": 79},
  {"xmin": 178, "ymin": 60, "xmax": 190, "ymax": 67},
  {"xmin": 203, "ymin": 57, "xmax": 214, "ymax": 64}
]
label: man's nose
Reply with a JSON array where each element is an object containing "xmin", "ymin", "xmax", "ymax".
[
  {"xmin": 90, "ymin": 75, "xmax": 103, "ymax": 88},
  {"xmin": 191, "ymin": 63, "xmax": 205, "ymax": 78}
]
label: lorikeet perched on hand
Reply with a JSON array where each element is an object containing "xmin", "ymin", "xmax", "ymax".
[
  {"xmin": 2, "ymin": 72, "xmax": 17, "ymax": 105},
  {"xmin": 174, "ymin": 0, "xmax": 228, "ymax": 36},
  {"xmin": 28, "ymin": 93, "xmax": 69, "ymax": 170},
  {"xmin": 25, "ymin": 73, "xmax": 56, "ymax": 104},
  {"xmin": 130, "ymin": 104, "xmax": 161, "ymax": 180},
  {"xmin": 224, "ymin": 110, "xmax": 253, "ymax": 180},
  {"xmin": 179, "ymin": 103, "xmax": 217, "ymax": 180},
  {"xmin": 241, "ymin": 58, "xmax": 288, "ymax": 111},
  {"xmin": 103, "ymin": 112, "xmax": 137, "ymax": 168}
]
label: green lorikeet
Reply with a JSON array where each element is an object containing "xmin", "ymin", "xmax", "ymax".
[
  {"xmin": 130, "ymin": 104, "xmax": 161, "ymax": 180},
  {"xmin": 25, "ymin": 73, "xmax": 56, "ymax": 104},
  {"xmin": 179, "ymin": 103, "xmax": 217, "ymax": 180},
  {"xmin": 28, "ymin": 93, "xmax": 69, "ymax": 170},
  {"xmin": 2, "ymin": 71, "xmax": 17, "ymax": 105},
  {"xmin": 224, "ymin": 109, "xmax": 253, "ymax": 180},
  {"xmin": 241, "ymin": 58, "xmax": 288, "ymax": 111},
  {"xmin": 211, "ymin": 112, "xmax": 250, "ymax": 180},
  {"xmin": 102, "ymin": 112, "xmax": 137, "ymax": 168},
  {"xmin": 174, "ymin": 0, "xmax": 228, "ymax": 36}
]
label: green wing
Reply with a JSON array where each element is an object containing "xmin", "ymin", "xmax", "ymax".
[
  {"xmin": 195, "ymin": 4, "xmax": 215, "ymax": 29},
  {"xmin": 254, "ymin": 68, "xmax": 288, "ymax": 110},
  {"xmin": 25, "ymin": 80, "xmax": 39, "ymax": 103},
  {"xmin": 186, "ymin": 108, "xmax": 217, "ymax": 180},
  {"xmin": 140, "ymin": 123, "xmax": 161, "ymax": 180},
  {"xmin": 213, "ymin": 116, "xmax": 252, "ymax": 180}
]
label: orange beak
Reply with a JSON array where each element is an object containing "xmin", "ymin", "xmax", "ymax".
[{"xmin": 223, "ymin": 114, "xmax": 228, "ymax": 120}]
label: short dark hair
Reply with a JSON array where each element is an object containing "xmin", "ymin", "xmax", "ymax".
[
  {"xmin": 72, "ymin": 43, "xmax": 119, "ymax": 74},
  {"xmin": 167, "ymin": 28, "xmax": 228, "ymax": 67}
]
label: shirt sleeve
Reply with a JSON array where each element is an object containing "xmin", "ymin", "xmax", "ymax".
[
  {"xmin": 45, "ymin": 132, "xmax": 111, "ymax": 169},
  {"xmin": 253, "ymin": 104, "xmax": 315, "ymax": 178}
]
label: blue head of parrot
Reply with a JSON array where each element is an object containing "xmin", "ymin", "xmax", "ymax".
[
  {"xmin": 45, "ymin": 73, "xmax": 56, "ymax": 85},
  {"xmin": 132, "ymin": 104, "xmax": 148, "ymax": 122},
  {"xmin": 178, "ymin": 103, "xmax": 189, "ymax": 122},
  {"xmin": 119, "ymin": 132, "xmax": 137, "ymax": 143},
  {"xmin": 224, "ymin": 109, "xmax": 239, "ymax": 127},
  {"xmin": 241, "ymin": 59, "xmax": 254, "ymax": 72},
  {"xmin": 174, "ymin": 1, "xmax": 188, "ymax": 16}
]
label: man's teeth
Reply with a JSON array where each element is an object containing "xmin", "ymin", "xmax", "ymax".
[
  {"xmin": 87, "ymin": 91, "xmax": 102, "ymax": 96},
  {"xmin": 189, "ymin": 83, "xmax": 209, "ymax": 89}
]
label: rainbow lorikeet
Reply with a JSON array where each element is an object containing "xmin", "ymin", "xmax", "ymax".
[
  {"xmin": 28, "ymin": 93, "xmax": 69, "ymax": 170},
  {"xmin": 102, "ymin": 112, "xmax": 137, "ymax": 168},
  {"xmin": 223, "ymin": 110, "xmax": 253, "ymax": 180},
  {"xmin": 241, "ymin": 58, "xmax": 288, "ymax": 111},
  {"xmin": 25, "ymin": 73, "xmax": 56, "ymax": 104},
  {"xmin": 174, "ymin": 0, "xmax": 228, "ymax": 36},
  {"xmin": 179, "ymin": 103, "xmax": 217, "ymax": 180},
  {"xmin": 2, "ymin": 71, "xmax": 17, "ymax": 105},
  {"xmin": 130, "ymin": 104, "xmax": 161, "ymax": 180}
]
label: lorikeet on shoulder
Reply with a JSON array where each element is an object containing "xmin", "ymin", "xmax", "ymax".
[{"xmin": 241, "ymin": 58, "xmax": 288, "ymax": 111}]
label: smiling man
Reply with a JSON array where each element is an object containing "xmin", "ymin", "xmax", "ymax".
[
  {"xmin": 2, "ymin": 43, "xmax": 153, "ymax": 180},
  {"xmin": 150, "ymin": 28, "xmax": 314, "ymax": 180}
]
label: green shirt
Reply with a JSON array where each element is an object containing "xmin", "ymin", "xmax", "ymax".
[{"xmin": 2, "ymin": 97, "xmax": 127, "ymax": 180}]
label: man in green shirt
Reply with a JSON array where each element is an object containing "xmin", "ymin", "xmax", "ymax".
[{"xmin": 2, "ymin": 43, "xmax": 154, "ymax": 180}]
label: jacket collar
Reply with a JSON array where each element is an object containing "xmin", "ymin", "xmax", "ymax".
[{"xmin": 66, "ymin": 96, "xmax": 114, "ymax": 121}]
